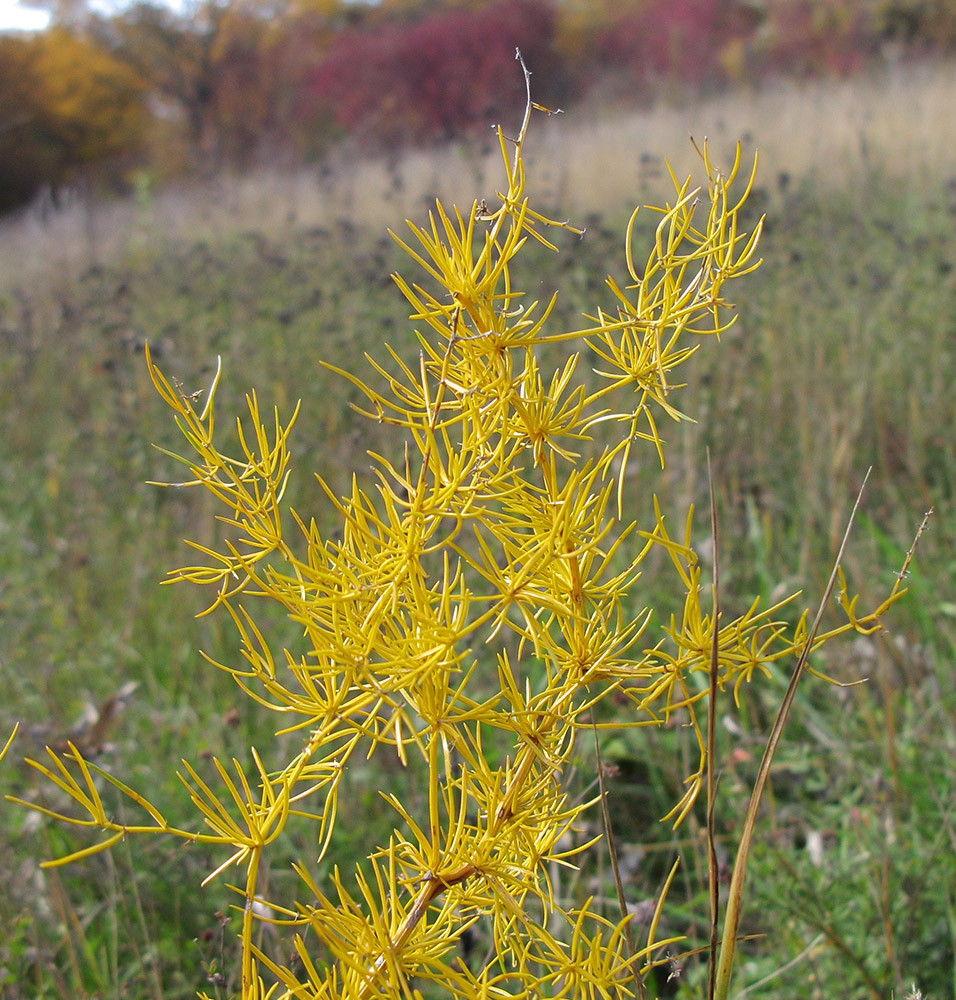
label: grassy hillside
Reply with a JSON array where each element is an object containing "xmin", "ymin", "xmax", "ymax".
[{"xmin": 1, "ymin": 63, "xmax": 955, "ymax": 999}]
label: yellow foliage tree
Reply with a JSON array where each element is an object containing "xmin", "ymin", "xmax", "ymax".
[
  {"xmin": 31, "ymin": 27, "xmax": 149, "ymax": 166},
  {"xmin": 0, "ymin": 28, "xmax": 148, "ymax": 209}
]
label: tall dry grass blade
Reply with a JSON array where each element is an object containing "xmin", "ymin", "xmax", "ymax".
[
  {"xmin": 706, "ymin": 451, "xmax": 720, "ymax": 1000},
  {"xmin": 712, "ymin": 468, "xmax": 873, "ymax": 1000}
]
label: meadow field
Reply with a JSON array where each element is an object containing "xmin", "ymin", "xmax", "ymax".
[{"xmin": 2, "ymin": 59, "xmax": 956, "ymax": 999}]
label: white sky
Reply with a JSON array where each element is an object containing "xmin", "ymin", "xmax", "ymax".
[
  {"xmin": 0, "ymin": 0, "xmax": 172, "ymax": 31},
  {"xmin": 0, "ymin": 0, "xmax": 364, "ymax": 32},
  {"xmin": 0, "ymin": 0, "xmax": 51, "ymax": 31}
]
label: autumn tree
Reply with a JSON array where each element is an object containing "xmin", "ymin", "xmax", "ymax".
[
  {"xmin": 90, "ymin": 0, "xmax": 350, "ymax": 171},
  {"xmin": 0, "ymin": 28, "xmax": 149, "ymax": 213},
  {"xmin": 0, "ymin": 35, "xmax": 50, "ymax": 212}
]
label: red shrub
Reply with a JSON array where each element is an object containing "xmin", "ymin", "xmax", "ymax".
[
  {"xmin": 307, "ymin": 0, "xmax": 564, "ymax": 150},
  {"xmin": 591, "ymin": 0, "xmax": 731, "ymax": 95},
  {"xmin": 751, "ymin": 0, "xmax": 876, "ymax": 78}
]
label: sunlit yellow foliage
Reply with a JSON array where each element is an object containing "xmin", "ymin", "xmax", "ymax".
[
  {"xmin": 0, "ymin": 28, "xmax": 148, "ymax": 208},
  {"xmin": 9, "ymin": 55, "xmax": 908, "ymax": 1000},
  {"xmin": 31, "ymin": 27, "xmax": 150, "ymax": 163}
]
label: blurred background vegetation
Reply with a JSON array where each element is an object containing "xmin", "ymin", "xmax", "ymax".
[
  {"xmin": 4, "ymin": 0, "xmax": 956, "ymax": 212},
  {"xmin": 2, "ymin": 1, "xmax": 956, "ymax": 998}
]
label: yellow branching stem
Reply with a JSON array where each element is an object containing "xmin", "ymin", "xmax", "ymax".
[{"xmin": 9, "ymin": 52, "xmax": 910, "ymax": 1000}]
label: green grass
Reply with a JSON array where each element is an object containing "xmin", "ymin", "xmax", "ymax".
[{"xmin": 1, "ymin": 150, "xmax": 955, "ymax": 997}]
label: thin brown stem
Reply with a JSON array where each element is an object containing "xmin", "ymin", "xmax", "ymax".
[
  {"xmin": 705, "ymin": 450, "xmax": 720, "ymax": 1000},
  {"xmin": 713, "ymin": 469, "xmax": 872, "ymax": 1000}
]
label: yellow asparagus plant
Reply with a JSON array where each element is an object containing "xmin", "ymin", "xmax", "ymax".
[{"xmin": 9, "ymin": 54, "xmax": 913, "ymax": 1000}]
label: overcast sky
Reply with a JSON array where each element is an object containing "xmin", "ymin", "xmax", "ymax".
[
  {"xmin": 0, "ymin": 0, "xmax": 182, "ymax": 31},
  {"xmin": 0, "ymin": 0, "xmax": 50, "ymax": 31},
  {"xmin": 0, "ymin": 1, "xmax": 51, "ymax": 30},
  {"xmin": 0, "ymin": 0, "xmax": 370, "ymax": 31}
]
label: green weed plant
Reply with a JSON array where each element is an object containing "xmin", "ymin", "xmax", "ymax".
[{"xmin": 8, "ymin": 57, "xmax": 916, "ymax": 1000}]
